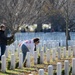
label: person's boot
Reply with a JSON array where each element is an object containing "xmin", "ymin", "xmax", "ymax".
[{"xmin": 23, "ymin": 59, "xmax": 27, "ymax": 67}]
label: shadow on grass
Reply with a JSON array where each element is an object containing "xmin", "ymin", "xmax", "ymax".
[{"xmin": 0, "ymin": 71, "xmax": 18, "ymax": 75}]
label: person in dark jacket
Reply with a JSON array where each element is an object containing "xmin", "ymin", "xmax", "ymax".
[{"xmin": 0, "ymin": 24, "xmax": 14, "ymax": 60}]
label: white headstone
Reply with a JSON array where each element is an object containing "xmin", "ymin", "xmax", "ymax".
[
  {"xmin": 44, "ymin": 44, "xmax": 46, "ymax": 53},
  {"xmin": 11, "ymin": 54, "xmax": 15, "ymax": 69},
  {"xmin": 18, "ymin": 46, "xmax": 21, "ymax": 55},
  {"xmin": 11, "ymin": 45, "xmax": 15, "ymax": 54},
  {"xmin": 26, "ymin": 52, "xmax": 30, "ymax": 67},
  {"xmin": 40, "ymin": 50, "xmax": 44, "ymax": 64},
  {"xmin": 5, "ymin": 46, "xmax": 8, "ymax": 58},
  {"xmin": 73, "ymin": 46, "xmax": 75, "ymax": 57},
  {"xmin": 68, "ymin": 46, "xmax": 71, "ymax": 57},
  {"xmin": 1, "ymin": 55, "xmax": 6, "ymax": 72},
  {"xmin": 19, "ymin": 53, "xmax": 23, "ymax": 68},
  {"xmin": 34, "ymin": 51, "xmax": 38, "ymax": 65},
  {"xmin": 39, "ymin": 69, "xmax": 44, "ymax": 75},
  {"xmin": 63, "ymin": 47, "xmax": 66, "ymax": 58},
  {"xmin": 39, "ymin": 44, "xmax": 42, "ymax": 53},
  {"xmin": 64, "ymin": 60, "xmax": 69, "ymax": 75},
  {"xmin": 52, "ymin": 48, "xmax": 56, "ymax": 61},
  {"xmin": 47, "ymin": 49, "xmax": 50, "ymax": 63},
  {"xmin": 57, "ymin": 62, "xmax": 62, "ymax": 75},
  {"xmin": 48, "ymin": 65, "xmax": 53, "ymax": 75},
  {"xmin": 72, "ymin": 58, "xmax": 75, "ymax": 74},
  {"xmin": 58, "ymin": 47, "xmax": 61, "ymax": 59},
  {"xmin": 47, "ymin": 43, "xmax": 50, "ymax": 49}
]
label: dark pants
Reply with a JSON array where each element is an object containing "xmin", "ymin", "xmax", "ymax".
[
  {"xmin": 21, "ymin": 44, "xmax": 29, "ymax": 63},
  {"xmin": 0, "ymin": 44, "xmax": 6, "ymax": 60}
]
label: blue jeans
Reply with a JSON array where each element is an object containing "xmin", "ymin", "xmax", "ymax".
[
  {"xmin": 0, "ymin": 44, "xmax": 6, "ymax": 60},
  {"xmin": 21, "ymin": 44, "xmax": 29, "ymax": 62}
]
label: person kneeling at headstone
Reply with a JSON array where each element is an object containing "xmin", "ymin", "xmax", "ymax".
[
  {"xmin": 19, "ymin": 38, "xmax": 40, "ymax": 67},
  {"xmin": 0, "ymin": 24, "xmax": 15, "ymax": 60}
]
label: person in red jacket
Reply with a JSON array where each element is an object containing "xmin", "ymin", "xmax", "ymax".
[
  {"xmin": 19, "ymin": 38, "xmax": 40, "ymax": 62},
  {"xmin": 19, "ymin": 37, "xmax": 40, "ymax": 67}
]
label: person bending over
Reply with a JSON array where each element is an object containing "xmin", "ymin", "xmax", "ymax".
[{"xmin": 19, "ymin": 38, "xmax": 40, "ymax": 66}]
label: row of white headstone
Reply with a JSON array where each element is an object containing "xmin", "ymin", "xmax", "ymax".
[
  {"xmin": 1, "ymin": 53, "xmax": 23, "ymax": 72},
  {"xmin": 1, "ymin": 44, "xmax": 75, "ymax": 69},
  {"xmin": 15, "ymin": 32, "xmax": 66, "ymax": 41},
  {"xmin": 1, "ymin": 54, "xmax": 75, "ymax": 75},
  {"xmin": 4, "ymin": 45, "xmax": 75, "ymax": 66},
  {"xmin": 9, "ymin": 39, "xmax": 75, "ymax": 52},
  {"xmin": 6, "ymin": 39, "xmax": 75, "ymax": 57},
  {"xmin": 1, "ymin": 46, "xmax": 75, "ymax": 72},
  {"xmin": 6, "ymin": 43, "xmax": 75, "ymax": 55},
  {"xmin": 29, "ymin": 58, "xmax": 75, "ymax": 75},
  {"xmin": 5, "ymin": 45, "xmax": 75, "ymax": 63},
  {"xmin": 26, "ymin": 59, "xmax": 75, "ymax": 75},
  {"xmin": 1, "ymin": 51, "xmax": 37, "ymax": 72}
]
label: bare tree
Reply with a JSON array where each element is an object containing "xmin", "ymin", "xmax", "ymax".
[
  {"xmin": 0, "ymin": 0, "xmax": 61, "ymax": 32},
  {"xmin": 51, "ymin": 0, "xmax": 75, "ymax": 50},
  {"xmin": 60, "ymin": 0, "xmax": 75, "ymax": 50},
  {"xmin": 0, "ymin": 0, "xmax": 75, "ymax": 34}
]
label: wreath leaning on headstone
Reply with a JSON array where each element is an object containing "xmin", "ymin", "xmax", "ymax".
[{"xmin": 6, "ymin": 35, "xmax": 15, "ymax": 45}]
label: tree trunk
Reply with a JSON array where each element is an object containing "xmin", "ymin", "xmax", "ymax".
[{"xmin": 37, "ymin": 23, "xmax": 42, "ymax": 32}]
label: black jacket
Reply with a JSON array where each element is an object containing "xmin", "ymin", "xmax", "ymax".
[{"xmin": 0, "ymin": 30, "xmax": 14, "ymax": 45}]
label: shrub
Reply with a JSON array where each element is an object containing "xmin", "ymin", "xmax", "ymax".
[
  {"xmin": 69, "ymin": 67, "xmax": 72, "ymax": 75},
  {"xmin": 37, "ymin": 56, "xmax": 40, "ymax": 64},
  {"xmin": 7, "ymin": 61, "xmax": 11, "ymax": 70},
  {"xmin": 0, "ymin": 62, "xmax": 1, "ymax": 69},
  {"xmin": 15, "ymin": 62, "xmax": 19, "ymax": 68}
]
